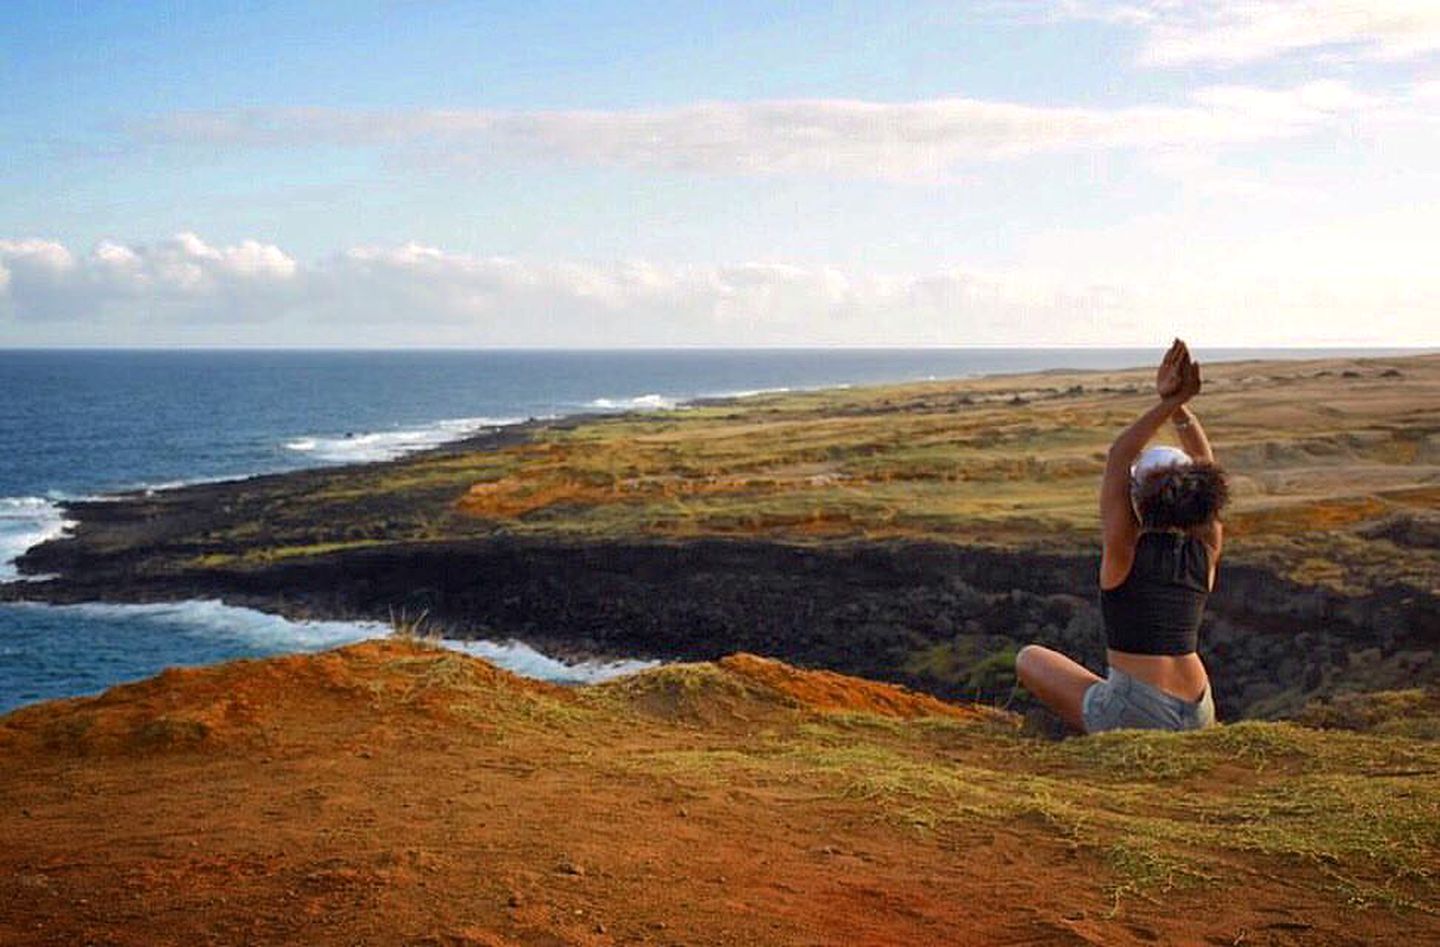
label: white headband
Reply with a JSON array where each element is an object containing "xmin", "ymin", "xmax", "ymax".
[{"xmin": 1130, "ymin": 445, "xmax": 1192, "ymax": 488}]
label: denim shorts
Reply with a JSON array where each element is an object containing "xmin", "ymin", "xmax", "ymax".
[{"xmin": 1082, "ymin": 666, "xmax": 1216, "ymax": 734}]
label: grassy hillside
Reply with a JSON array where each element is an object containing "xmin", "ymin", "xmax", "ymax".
[
  {"xmin": 67, "ymin": 351, "xmax": 1433, "ymax": 595},
  {"xmin": 2, "ymin": 640, "xmax": 1435, "ymax": 945}
]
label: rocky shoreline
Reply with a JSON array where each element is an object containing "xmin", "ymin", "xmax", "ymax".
[
  {"xmin": 7, "ymin": 488, "xmax": 1436, "ymax": 722},
  {"xmin": 6, "ymin": 357, "xmax": 1437, "ymax": 720}
]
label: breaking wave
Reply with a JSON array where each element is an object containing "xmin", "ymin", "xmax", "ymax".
[
  {"xmin": 0, "ymin": 599, "xmax": 662, "ymax": 712},
  {"xmin": 444, "ymin": 638, "xmax": 659, "ymax": 684},
  {"xmin": 0, "ymin": 496, "xmax": 73, "ymax": 581},
  {"xmin": 284, "ymin": 416, "xmax": 524, "ymax": 463},
  {"xmin": 588, "ymin": 393, "xmax": 679, "ymax": 411}
]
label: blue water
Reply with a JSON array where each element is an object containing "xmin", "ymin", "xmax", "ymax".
[{"xmin": 0, "ymin": 347, "xmax": 1422, "ymax": 712}]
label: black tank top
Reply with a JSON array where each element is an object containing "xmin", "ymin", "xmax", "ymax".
[{"xmin": 1100, "ymin": 530, "xmax": 1210, "ymax": 656}]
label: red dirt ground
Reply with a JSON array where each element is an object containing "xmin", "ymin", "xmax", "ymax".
[{"xmin": 0, "ymin": 641, "xmax": 1425, "ymax": 945}]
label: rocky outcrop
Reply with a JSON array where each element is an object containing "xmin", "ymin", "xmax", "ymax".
[{"xmin": 9, "ymin": 533, "xmax": 1435, "ymax": 719}]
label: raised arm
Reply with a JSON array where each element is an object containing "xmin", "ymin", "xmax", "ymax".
[
  {"xmin": 1170, "ymin": 404, "xmax": 1214, "ymax": 463},
  {"xmin": 1170, "ymin": 366, "xmax": 1223, "ymax": 572},
  {"xmin": 1099, "ymin": 395, "xmax": 1188, "ymax": 540},
  {"xmin": 1099, "ymin": 341, "xmax": 1201, "ymax": 586}
]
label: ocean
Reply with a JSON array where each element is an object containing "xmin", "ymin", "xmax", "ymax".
[{"xmin": 0, "ymin": 347, "xmax": 1418, "ymax": 712}]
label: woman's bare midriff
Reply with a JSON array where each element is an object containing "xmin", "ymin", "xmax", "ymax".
[{"xmin": 1106, "ymin": 649, "xmax": 1210, "ymax": 702}]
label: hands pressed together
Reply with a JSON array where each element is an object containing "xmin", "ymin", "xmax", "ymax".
[{"xmin": 1156, "ymin": 338, "xmax": 1201, "ymax": 404}]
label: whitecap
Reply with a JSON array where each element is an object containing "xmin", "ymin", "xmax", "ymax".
[
  {"xmin": 443, "ymin": 638, "xmax": 660, "ymax": 684},
  {"xmin": 283, "ymin": 415, "xmax": 524, "ymax": 463},
  {"xmin": 4, "ymin": 598, "xmax": 659, "ymax": 686},
  {"xmin": 588, "ymin": 393, "xmax": 678, "ymax": 411},
  {"xmin": 0, "ymin": 496, "xmax": 74, "ymax": 581},
  {"xmin": 10, "ymin": 599, "xmax": 387, "ymax": 651},
  {"xmin": 714, "ymin": 386, "xmax": 792, "ymax": 399},
  {"xmin": 134, "ymin": 472, "xmax": 258, "ymax": 496}
]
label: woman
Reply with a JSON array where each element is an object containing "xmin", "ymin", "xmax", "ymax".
[{"xmin": 1015, "ymin": 339, "xmax": 1229, "ymax": 733}]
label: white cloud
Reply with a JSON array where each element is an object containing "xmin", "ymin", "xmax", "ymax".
[
  {"xmin": 1, "ymin": 234, "xmax": 1434, "ymax": 346},
  {"xmin": 134, "ymin": 81, "xmax": 1378, "ymax": 182},
  {"xmin": 0, "ymin": 238, "xmax": 76, "ymax": 274},
  {"xmin": 1061, "ymin": 1, "xmax": 1440, "ymax": 66},
  {"xmin": 311, "ymin": 244, "xmax": 1114, "ymax": 343},
  {"xmin": 0, "ymin": 233, "xmax": 297, "ymax": 322},
  {"xmin": 0, "ymin": 234, "xmax": 1136, "ymax": 344}
]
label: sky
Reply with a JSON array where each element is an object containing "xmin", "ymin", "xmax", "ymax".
[{"xmin": 1, "ymin": 1, "xmax": 1437, "ymax": 347}]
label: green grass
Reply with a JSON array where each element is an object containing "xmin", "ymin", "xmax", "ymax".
[{"xmin": 593, "ymin": 706, "xmax": 1440, "ymax": 912}]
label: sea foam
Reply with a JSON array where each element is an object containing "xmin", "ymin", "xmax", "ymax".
[
  {"xmin": 588, "ymin": 393, "xmax": 679, "ymax": 411},
  {"xmin": 2, "ymin": 599, "xmax": 658, "ymax": 692},
  {"xmin": 0, "ymin": 496, "xmax": 73, "ymax": 581},
  {"xmin": 712, "ymin": 386, "xmax": 792, "ymax": 399},
  {"xmin": 444, "ymin": 638, "xmax": 660, "ymax": 684},
  {"xmin": 8, "ymin": 599, "xmax": 386, "ymax": 650},
  {"xmin": 36, "ymin": 601, "xmax": 659, "ymax": 682},
  {"xmin": 284, "ymin": 416, "xmax": 524, "ymax": 463}
]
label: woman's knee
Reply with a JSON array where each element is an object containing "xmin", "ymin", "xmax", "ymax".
[{"xmin": 1015, "ymin": 644, "xmax": 1047, "ymax": 685}]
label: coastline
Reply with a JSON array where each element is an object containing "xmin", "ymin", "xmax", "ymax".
[
  {"xmin": 0, "ymin": 384, "xmax": 866, "ymax": 707},
  {"xmin": 0, "ymin": 367, "xmax": 918, "ymax": 601},
  {"xmin": 4, "ymin": 351, "xmax": 1438, "ymax": 719}
]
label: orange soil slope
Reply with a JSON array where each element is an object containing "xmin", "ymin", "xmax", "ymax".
[{"xmin": 0, "ymin": 641, "xmax": 1428, "ymax": 946}]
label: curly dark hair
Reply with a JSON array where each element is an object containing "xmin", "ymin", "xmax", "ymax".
[{"xmin": 1133, "ymin": 461, "xmax": 1230, "ymax": 530}]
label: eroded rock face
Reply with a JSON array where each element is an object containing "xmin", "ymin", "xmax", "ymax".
[{"xmin": 11, "ymin": 531, "xmax": 1436, "ymax": 720}]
